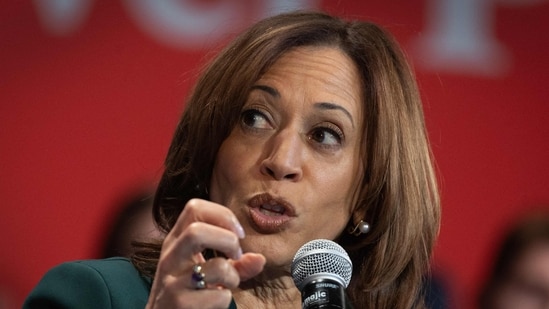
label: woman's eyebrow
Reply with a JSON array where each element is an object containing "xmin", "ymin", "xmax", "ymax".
[
  {"xmin": 250, "ymin": 84, "xmax": 280, "ymax": 98},
  {"xmin": 314, "ymin": 102, "xmax": 354, "ymax": 128},
  {"xmin": 251, "ymin": 84, "xmax": 354, "ymax": 127}
]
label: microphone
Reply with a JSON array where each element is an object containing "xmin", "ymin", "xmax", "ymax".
[{"xmin": 291, "ymin": 239, "xmax": 353, "ymax": 309}]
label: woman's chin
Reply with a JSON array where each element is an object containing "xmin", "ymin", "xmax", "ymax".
[{"xmin": 240, "ymin": 235, "xmax": 294, "ymax": 268}]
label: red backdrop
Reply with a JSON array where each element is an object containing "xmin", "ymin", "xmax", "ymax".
[{"xmin": 2, "ymin": 1, "xmax": 548, "ymax": 308}]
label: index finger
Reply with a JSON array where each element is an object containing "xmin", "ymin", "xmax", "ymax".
[{"xmin": 170, "ymin": 198, "xmax": 245, "ymax": 239}]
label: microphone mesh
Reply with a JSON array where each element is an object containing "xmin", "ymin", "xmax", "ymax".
[{"xmin": 291, "ymin": 239, "xmax": 352, "ymax": 289}]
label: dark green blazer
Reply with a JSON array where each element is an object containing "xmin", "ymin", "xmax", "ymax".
[{"xmin": 23, "ymin": 257, "xmax": 237, "ymax": 309}]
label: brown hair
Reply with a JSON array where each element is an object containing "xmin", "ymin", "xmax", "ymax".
[{"xmin": 132, "ymin": 11, "xmax": 440, "ymax": 309}]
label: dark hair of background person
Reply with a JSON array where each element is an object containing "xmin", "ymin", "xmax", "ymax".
[
  {"xmin": 100, "ymin": 190, "xmax": 158, "ymax": 259},
  {"xmin": 132, "ymin": 11, "xmax": 440, "ymax": 309},
  {"xmin": 478, "ymin": 208, "xmax": 549, "ymax": 309}
]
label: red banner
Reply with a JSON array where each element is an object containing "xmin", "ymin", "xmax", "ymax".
[{"xmin": 1, "ymin": 1, "xmax": 548, "ymax": 308}]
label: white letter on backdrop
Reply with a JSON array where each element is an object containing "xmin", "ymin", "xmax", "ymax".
[
  {"xmin": 122, "ymin": 0, "xmax": 242, "ymax": 49},
  {"xmin": 122, "ymin": 0, "xmax": 318, "ymax": 49},
  {"xmin": 33, "ymin": 0, "xmax": 93, "ymax": 36},
  {"xmin": 412, "ymin": 0, "xmax": 509, "ymax": 76}
]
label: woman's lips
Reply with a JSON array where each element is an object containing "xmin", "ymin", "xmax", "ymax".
[{"xmin": 247, "ymin": 193, "xmax": 295, "ymax": 233}]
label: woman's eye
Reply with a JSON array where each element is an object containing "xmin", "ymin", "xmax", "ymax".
[
  {"xmin": 309, "ymin": 127, "xmax": 343, "ymax": 147},
  {"xmin": 241, "ymin": 109, "xmax": 270, "ymax": 129}
]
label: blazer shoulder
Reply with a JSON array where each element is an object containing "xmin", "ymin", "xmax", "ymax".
[{"xmin": 23, "ymin": 257, "xmax": 151, "ymax": 309}]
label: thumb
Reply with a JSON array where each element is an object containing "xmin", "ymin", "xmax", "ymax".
[{"xmin": 230, "ymin": 253, "xmax": 266, "ymax": 281}]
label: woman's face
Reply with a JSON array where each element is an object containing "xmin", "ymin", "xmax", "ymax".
[
  {"xmin": 209, "ymin": 46, "xmax": 364, "ymax": 268},
  {"xmin": 492, "ymin": 242, "xmax": 549, "ymax": 309}
]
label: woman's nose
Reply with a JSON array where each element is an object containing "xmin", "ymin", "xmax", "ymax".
[{"xmin": 260, "ymin": 130, "xmax": 303, "ymax": 181}]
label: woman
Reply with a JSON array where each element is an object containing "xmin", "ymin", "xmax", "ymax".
[
  {"xmin": 478, "ymin": 210, "xmax": 549, "ymax": 309},
  {"xmin": 25, "ymin": 11, "xmax": 440, "ymax": 309}
]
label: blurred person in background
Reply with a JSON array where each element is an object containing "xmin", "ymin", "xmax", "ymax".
[
  {"xmin": 424, "ymin": 271, "xmax": 451, "ymax": 309},
  {"xmin": 478, "ymin": 208, "xmax": 549, "ymax": 309},
  {"xmin": 100, "ymin": 189, "xmax": 162, "ymax": 258}
]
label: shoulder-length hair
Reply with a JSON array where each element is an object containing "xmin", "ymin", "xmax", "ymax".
[{"xmin": 132, "ymin": 11, "xmax": 440, "ymax": 309}]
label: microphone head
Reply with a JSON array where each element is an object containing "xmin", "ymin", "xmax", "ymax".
[{"xmin": 291, "ymin": 239, "xmax": 353, "ymax": 290}]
